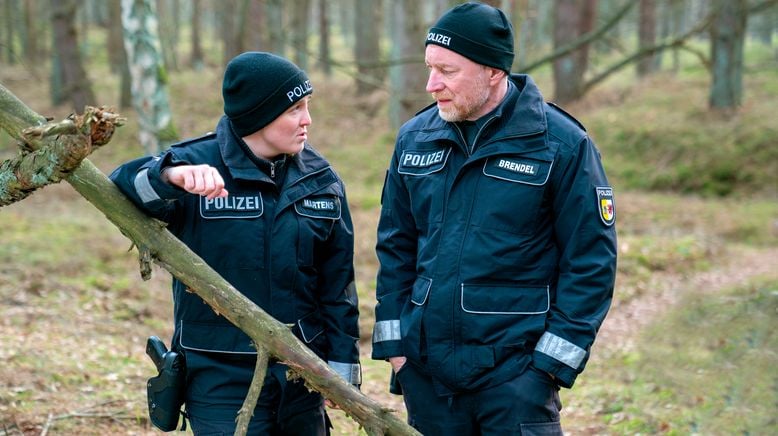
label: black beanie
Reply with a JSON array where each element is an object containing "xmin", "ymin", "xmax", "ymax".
[
  {"xmin": 426, "ymin": 2, "xmax": 514, "ymax": 73},
  {"xmin": 222, "ymin": 52, "xmax": 313, "ymax": 136}
]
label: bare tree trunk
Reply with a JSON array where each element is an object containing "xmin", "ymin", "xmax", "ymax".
[
  {"xmin": 552, "ymin": 0, "xmax": 597, "ymax": 103},
  {"xmin": 23, "ymin": 0, "xmax": 40, "ymax": 64},
  {"xmin": 637, "ymin": 0, "xmax": 657, "ymax": 76},
  {"xmin": 388, "ymin": 0, "xmax": 427, "ymax": 129},
  {"xmin": 190, "ymin": 0, "xmax": 204, "ymax": 70},
  {"xmin": 318, "ymin": 0, "xmax": 332, "ymax": 76},
  {"xmin": 355, "ymin": 0, "xmax": 383, "ymax": 93},
  {"xmin": 290, "ymin": 0, "xmax": 311, "ymax": 70},
  {"xmin": 155, "ymin": 0, "xmax": 179, "ymax": 71},
  {"xmin": 107, "ymin": 0, "xmax": 132, "ymax": 109},
  {"xmin": 337, "ymin": 0, "xmax": 354, "ymax": 47},
  {"xmin": 510, "ymin": 0, "xmax": 529, "ymax": 72},
  {"xmin": 709, "ymin": 0, "xmax": 747, "ymax": 111},
  {"xmin": 50, "ymin": 0, "xmax": 96, "ymax": 111},
  {"xmin": 266, "ymin": 0, "xmax": 285, "ymax": 56},
  {"xmin": 108, "ymin": 0, "xmax": 125, "ymax": 73},
  {"xmin": 4, "ymin": 0, "xmax": 17, "ymax": 64},
  {"xmin": 220, "ymin": 0, "xmax": 241, "ymax": 65},
  {"xmin": 245, "ymin": 0, "xmax": 266, "ymax": 51}
]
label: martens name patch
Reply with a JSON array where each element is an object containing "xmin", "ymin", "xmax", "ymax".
[
  {"xmin": 398, "ymin": 148, "xmax": 451, "ymax": 175},
  {"xmin": 294, "ymin": 195, "xmax": 341, "ymax": 220},
  {"xmin": 199, "ymin": 194, "xmax": 263, "ymax": 219}
]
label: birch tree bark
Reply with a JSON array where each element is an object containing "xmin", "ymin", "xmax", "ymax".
[{"xmin": 121, "ymin": 0, "xmax": 179, "ymax": 155}]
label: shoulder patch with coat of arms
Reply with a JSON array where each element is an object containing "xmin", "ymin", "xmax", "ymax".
[{"xmin": 596, "ymin": 186, "xmax": 615, "ymax": 226}]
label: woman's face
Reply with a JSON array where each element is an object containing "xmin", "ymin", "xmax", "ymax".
[{"xmin": 252, "ymin": 96, "xmax": 312, "ymax": 159}]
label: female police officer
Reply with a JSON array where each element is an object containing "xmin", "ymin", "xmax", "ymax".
[{"xmin": 111, "ymin": 52, "xmax": 361, "ymax": 435}]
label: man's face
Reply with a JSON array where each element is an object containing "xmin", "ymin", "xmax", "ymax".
[{"xmin": 425, "ymin": 44, "xmax": 491, "ymax": 122}]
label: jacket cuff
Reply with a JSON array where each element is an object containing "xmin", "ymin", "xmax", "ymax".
[
  {"xmin": 370, "ymin": 341, "xmax": 403, "ymax": 360},
  {"xmin": 136, "ymin": 154, "xmax": 189, "ymax": 203},
  {"xmin": 328, "ymin": 361, "xmax": 362, "ymax": 386},
  {"xmin": 371, "ymin": 319, "xmax": 402, "ymax": 359},
  {"xmin": 531, "ymin": 351, "xmax": 578, "ymax": 388}
]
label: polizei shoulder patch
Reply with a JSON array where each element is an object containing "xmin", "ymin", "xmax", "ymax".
[{"xmin": 596, "ymin": 186, "xmax": 615, "ymax": 226}]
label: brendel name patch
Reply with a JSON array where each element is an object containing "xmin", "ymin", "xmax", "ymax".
[{"xmin": 483, "ymin": 157, "xmax": 552, "ymax": 185}]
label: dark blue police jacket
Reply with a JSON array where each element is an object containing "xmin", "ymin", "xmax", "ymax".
[
  {"xmin": 372, "ymin": 74, "xmax": 617, "ymax": 393},
  {"xmin": 110, "ymin": 116, "xmax": 361, "ymax": 385}
]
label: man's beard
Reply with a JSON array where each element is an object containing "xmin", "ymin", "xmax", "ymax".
[{"xmin": 435, "ymin": 73, "xmax": 490, "ymax": 122}]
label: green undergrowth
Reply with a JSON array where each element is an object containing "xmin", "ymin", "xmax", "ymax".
[
  {"xmin": 583, "ymin": 66, "xmax": 778, "ymax": 197},
  {"xmin": 569, "ymin": 277, "xmax": 778, "ymax": 435}
]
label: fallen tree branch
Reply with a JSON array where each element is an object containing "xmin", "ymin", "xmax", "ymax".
[
  {"xmin": 235, "ymin": 346, "xmax": 269, "ymax": 436},
  {"xmin": 0, "ymin": 107, "xmax": 124, "ymax": 206}
]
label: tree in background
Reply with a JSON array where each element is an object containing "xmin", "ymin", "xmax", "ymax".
[
  {"xmin": 291, "ymin": 0, "xmax": 311, "ymax": 70},
  {"xmin": 266, "ymin": 0, "xmax": 285, "ymax": 56},
  {"xmin": 552, "ymin": 0, "xmax": 597, "ymax": 104},
  {"xmin": 3, "ymin": 0, "xmax": 17, "ymax": 64},
  {"xmin": 246, "ymin": 0, "xmax": 267, "ymax": 52},
  {"xmin": 388, "ymin": 0, "xmax": 427, "ymax": 129},
  {"xmin": 190, "ymin": 0, "xmax": 204, "ymax": 70},
  {"xmin": 155, "ymin": 0, "xmax": 180, "ymax": 72},
  {"xmin": 22, "ymin": 0, "xmax": 42, "ymax": 64},
  {"xmin": 50, "ymin": 0, "xmax": 96, "ymax": 111},
  {"xmin": 4, "ymin": 0, "xmax": 775, "ymax": 130},
  {"xmin": 121, "ymin": 0, "xmax": 179, "ymax": 155},
  {"xmin": 108, "ymin": 0, "xmax": 132, "ymax": 109},
  {"xmin": 637, "ymin": 0, "xmax": 658, "ymax": 76},
  {"xmin": 709, "ymin": 0, "xmax": 748, "ymax": 111},
  {"xmin": 355, "ymin": 0, "xmax": 384, "ymax": 93},
  {"xmin": 220, "ymin": 0, "xmax": 241, "ymax": 64},
  {"xmin": 318, "ymin": 0, "xmax": 332, "ymax": 77}
]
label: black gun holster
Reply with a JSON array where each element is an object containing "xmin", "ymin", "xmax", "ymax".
[{"xmin": 146, "ymin": 343, "xmax": 187, "ymax": 431}]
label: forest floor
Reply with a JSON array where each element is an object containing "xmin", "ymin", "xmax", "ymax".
[{"xmin": 1, "ymin": 184, "xmax": 775, "ymax": 435}]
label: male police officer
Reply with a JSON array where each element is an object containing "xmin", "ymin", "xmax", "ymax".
[
  {"xmin": 372, "ymin": 3, "xmax": 617, "ymax": 435},
  {"xmin": 111, "ymin": 52, "xmax": 361, "ymax": 435}
]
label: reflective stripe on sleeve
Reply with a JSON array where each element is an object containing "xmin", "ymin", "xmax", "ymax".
[
  {"xmin": 134, "ymin": 168, "xmax": 162, "ymax": 204},
  {"xmin": 328, "ymin": 361, "xmax": 362, "ymax": 385},
  {"xmin": 372, "ymin": 320, "xmax": 401, "ymax": 343},
  {"xmin": 534, "ymin": 331, "xmax": 586, "ymax": 369}
]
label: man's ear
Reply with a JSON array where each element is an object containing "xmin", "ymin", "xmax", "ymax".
[{"xmin": 489, "ymin": 68, "xmax": 507, "ymax": 86}]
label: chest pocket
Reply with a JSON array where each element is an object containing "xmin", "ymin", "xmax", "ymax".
[
  {"xmin": 294, "ymin": 194, "xmax": 341, "ymax": 267},
  {"xmin": 195, "ymin": 192, "xmax": 265, "ymax": 268},
  {"xmin": 398, "ymin": 147, "xmax": 451, "ymax": 224},
  {"xmin": 472, "ymin": 156, "xmax": 553, "ymax": 234}
]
